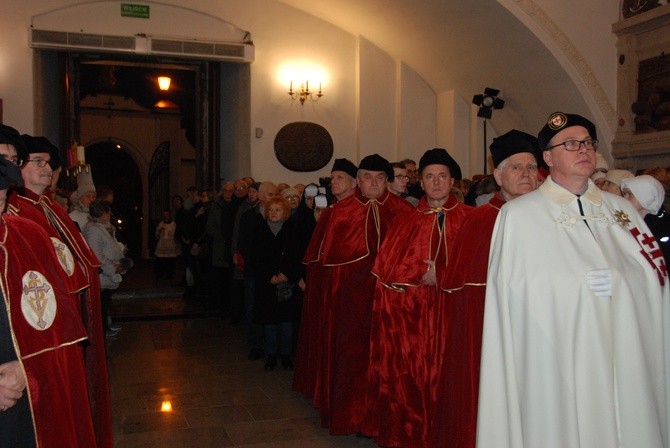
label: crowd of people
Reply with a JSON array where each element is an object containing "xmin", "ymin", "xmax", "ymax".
[{"xmin": 1, "ymin": 110, "xmax": 670, "ymax": 446}]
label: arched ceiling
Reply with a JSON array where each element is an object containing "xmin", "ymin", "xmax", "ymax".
[{"xmin": 280, "ymin": 0, "xmax": 593, "ymax": 137}]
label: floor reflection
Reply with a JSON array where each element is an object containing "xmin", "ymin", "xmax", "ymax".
[{"xmin": 107, "ymin": 260, "xmax": 376, "ymax": 447}]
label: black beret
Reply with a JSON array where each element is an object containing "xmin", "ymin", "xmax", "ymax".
[
  {"xmin": 358, "ymin": 154, "xmax": 394, "ymax": 181},
  {"xmin": 538, "ymin": 112, "xmax": 597, "ymax": 151},
  {"xmin": 419, "ymin": 148, "xmax": 462, "ymax": 180},
  {"xmin": 331, "ymin": 158, "xmax": 358, "ymax": 179},
  {"xmin": 0, "ymin": 157, "xmax": 24, "ymax": 190},
  {"xmin": 490, "ymin": 129, "xmax": 541, "ymax": 168},
  {"xmin": 19, "ymin": 135, "xmax": 60, "ymax": 169},
  {"xmin": 0, "ymin": 124, "xmax": 26, "ymax": 155}
]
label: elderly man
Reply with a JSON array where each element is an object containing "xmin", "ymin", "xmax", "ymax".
[
  {"xmin": 477, "ymin": 112, "xmax": 670, "ymax": 447},
  {"xmin": 432, "ymin": 130, "xmax": 540, "ymax": 448},
  {"xmin": 0, "ymin": 157, "xmax": 98, "ymax": 447},
  {"xmin": 303, "ymin": 154, "xmax": 412, "ymax": 435},
  {"xmin": 7, "ymin": 134, "xmax": 113, "ymax": 448},
  {"xmin": 328, "ymin": 158, "xmax": 358, "ymax": 202},
  {"xmin": 363, "ymin": 148, "xmax": 471, "ymax": 447}
]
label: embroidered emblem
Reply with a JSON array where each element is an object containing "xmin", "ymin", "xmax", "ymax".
[
  {"xmin": 630, "ymin": 227, "xmax": 667, "ymax": 286},
  {"xmin": 614, "ymin": 210, "xmax": 631, "ymax": 228},
  {"xmin": 555, "ymin": 210, "xmax": 615, "ymax": 229},
  {"xmin": 51, "ymin": 237, "xmax": 75, "ymax": 276},
  {"xmin": 21, "ymin": 271, "xmax": 57, "ymax": 330},
  {"xmin": 548, "ymin": 112, "xmax": 567, "ymax": 130}
]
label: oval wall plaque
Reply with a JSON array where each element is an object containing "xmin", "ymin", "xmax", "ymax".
[{"xmin": 274, "ymin": 122, "xmax": 334, "ymax": 172}]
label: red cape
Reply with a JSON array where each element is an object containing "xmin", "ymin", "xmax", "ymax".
[
  {"xmin": 430, "ymin": 192, "xmax": 505, "ymax": 448},
  {"xmin": 363, "ymin": 194, "xmax": 472, "ymax": 447},
  {"xmin": 8, "ymin": 189, "xmax": 113, "ymax": 448},
  {"xmin": 1, "ymin": 214, "xmax": 96, "ymax": 447},
  {"xmin": 292, "ymin": 262, "xmax": 326, "ymax": 398},
  {"xmin": 301, "ymin": 189, "xmax": 412, "ymax": 435}
]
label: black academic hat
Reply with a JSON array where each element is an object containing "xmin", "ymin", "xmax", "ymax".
[
  {"xmin": 0, "ymin": 124, "xmax": 26, "ymax": 155},
  {"xmin": 331, "ymin": 158, "xmax": 358, "ymax": 179},
  {"xmin": 0, "ymin": 157, "xmax": 24, "ymax": 190},
  {"xmin": 489, "ymin": 129, "xmax": 541, "ymax": 168},
  {"xmin": 358, "ymin": 154, "xmax": 394, "ymax": 181},
  {"xmin": 418, "ymin": 148, "xmax": 462, "ymax": 180},
  {"xmin": 19, "ymin": 135, "xmax": 60, "ymax": 169},
  {"xmin": 537, "ymin": 112, "xmax": 597, "ymax": 151}
]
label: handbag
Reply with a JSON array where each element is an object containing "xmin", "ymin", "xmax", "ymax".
[{"xmin": 275, "ymin": 281, "xmax": 295, "ymax": 303}]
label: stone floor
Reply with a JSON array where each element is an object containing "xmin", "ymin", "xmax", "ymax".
[{"xmin": 107, "ymin": 260, "xmax": 376, "ymax": 447}]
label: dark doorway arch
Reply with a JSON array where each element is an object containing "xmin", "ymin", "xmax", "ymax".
[{"xmin": 85, "ymin": 141, "xmax": 143, "ymax": 258}]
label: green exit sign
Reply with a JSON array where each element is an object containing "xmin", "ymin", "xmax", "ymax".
[{"xmin": 121, "ymin": 4, "xmax": 150, "ymax": 19}]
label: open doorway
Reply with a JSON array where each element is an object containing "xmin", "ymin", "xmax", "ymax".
[
  {"xmin": 34, "ymin": 49, "xmax": 250, "ymax": 257},
  {"xmin": 84, "ymin": 140, "xmax": 143, "ymax": 257},
  {"xmin": 36, "ymin": 50, "xmax": 223, "ymax": 257}
]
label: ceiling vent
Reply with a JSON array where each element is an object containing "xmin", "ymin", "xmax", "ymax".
[{"xmin": 29, "ymin": 28, "xmax": 254, "ymax": 63}]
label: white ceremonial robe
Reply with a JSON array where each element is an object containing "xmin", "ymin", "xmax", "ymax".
[{"xmin": 477, "ymin": 176, "xmax": 670, "ymax": 448}]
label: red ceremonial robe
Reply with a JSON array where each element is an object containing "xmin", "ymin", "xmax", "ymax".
[
  {"xmin": 0, "ymin": 214, "xmax": 96, "ymax": 447},
  {"xmin": 364, "ymin": 194, "xmax": 471, "ymax": 448},
  {"xmin": 292, "ymin": 261, "xmax": 327, "ymax": 398},
  {"xmin": 8, "ymin": 189, "xmax": 113, "ymax": 448},
  {"xmin": 302, "ymin": 188, "xmax": 412, "ymax": 435},
  {"xmin": 430, "ymin": 192, "xmax": 505, "ymax": 448}
]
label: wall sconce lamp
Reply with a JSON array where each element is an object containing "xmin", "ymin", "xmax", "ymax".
[
  {"xmin": 157, "ymin": 76, "xmax": 171, "ymax": 91},
  {"xmin": 288, "ymin": 80, "xmax": 323, "ymax": 105}
]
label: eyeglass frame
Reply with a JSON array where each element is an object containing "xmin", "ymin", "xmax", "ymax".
[
  {"xmin": 545, "ymin": 138, "xmax": 599, "ymax": 152},
  {"xmin": 24, "ymin": 158, "xmax": 51, "ymax": 168}
]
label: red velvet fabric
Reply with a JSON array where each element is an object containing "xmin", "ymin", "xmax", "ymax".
[
  {"xmin": 302, "ymin": 189, "xmax": 412, "ymax": 435},
  {"xmin": 430, "ymin": 192, "xmax": 505, "ymax": 448},
  {"xmin": 8, "ymin": 189, "xmax": 113, "ymax": 448},
  {"xmin": 364, "ymin": 195, "xmax": 472, "ymax": 447},
  {"xmin": 292, "ymin": 262, "xmax": 326, "ymax": 398},
  {"xmin": 1, "ymin": 214, "xmax": 96, "ymax": 447}
]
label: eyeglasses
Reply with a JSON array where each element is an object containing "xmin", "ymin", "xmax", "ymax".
[
  {"xmin": 395, "ymin": 175, "xmax": 410, "ymax": 181},
  {"xmin": 1, "ymin": 155, "xmax": 22, "ymax": 165},
  {"xmin": 546, "ymin": 138, "xmax": 598, "ymax": 152},
  {"xmin": 25, "ymin": 158, "xmax": 51, "ymax": 167}
]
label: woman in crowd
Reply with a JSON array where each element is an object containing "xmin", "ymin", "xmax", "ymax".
[
  {"xmin": 83, "ymin": 200, "xmax": 126, "ymax": 337},
  {"xmin": 154, "ymin": 208, "xmax": 179, "ymax": 280},
  {"xmin": 249, "ymin": 195, "xmax": 297, "ymax": 371},
  {"xmin": 621, "ymin": 174, "xmax": 670, "ymax": 265}
]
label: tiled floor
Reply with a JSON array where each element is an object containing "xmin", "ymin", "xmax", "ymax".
[{"xmin": 108, "ymin": 260, "xmax": 377, "ymax": 447}]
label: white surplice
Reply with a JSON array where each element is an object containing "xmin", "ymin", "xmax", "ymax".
[{"xmin": 477, "ymin": 176, "xmax": 670, "ymax": 448}]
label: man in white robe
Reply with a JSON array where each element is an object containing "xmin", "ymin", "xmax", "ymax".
[{"xmin": 477, "ymin": 112, "xmax": 670, "ymax": 448}]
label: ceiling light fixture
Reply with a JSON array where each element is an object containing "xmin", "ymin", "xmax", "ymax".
[{"xmin": 157, "ymin": 76, "xmax": 171, "ymax": 91}]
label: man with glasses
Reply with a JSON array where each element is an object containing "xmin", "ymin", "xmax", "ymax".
[
  {"xmin": 0, "ymin": 156, "xmax": 98, "ymax": 447},
  {"xmin": 477, "ymin": 112, "xmax": 670, "ymax": 447},
  {"xmin": 387, "ymin": 162, "xmax": 419, "ymax": 207},
  {"xmin": 7, "ymin": 135, "xmax": 113, "ymax": 448},
  {"xmin": 401, "ymin": 158, "xmax": 425, "ymax": 200}
]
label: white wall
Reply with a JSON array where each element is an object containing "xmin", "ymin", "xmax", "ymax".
[{"xmin": 0, "ymin": 0, "xmax": 622, "ymax": 181}]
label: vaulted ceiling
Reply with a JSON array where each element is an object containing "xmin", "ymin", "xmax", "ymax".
[{"xmin": 280, "ymin": 0, "xmax": 603, "ymax": 139}]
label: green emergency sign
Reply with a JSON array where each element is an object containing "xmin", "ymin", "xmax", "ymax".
[{"xmin": 121, "ymin": 4, "xmax": 150, "ymax": 19}]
